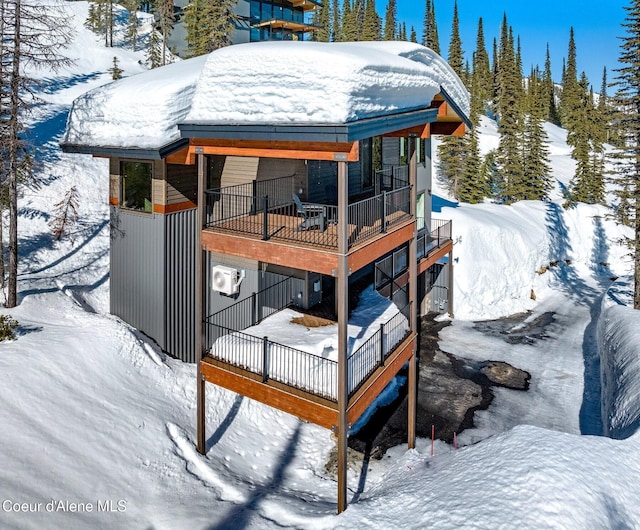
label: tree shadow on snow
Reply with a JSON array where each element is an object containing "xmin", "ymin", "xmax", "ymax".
[
  {"xmin": 545, "ymin": 204, "xmax": 612, "ymax": 436},
  {"xmin": 206, "ymin": 423, "xmax": 306, "ymax": 530}
]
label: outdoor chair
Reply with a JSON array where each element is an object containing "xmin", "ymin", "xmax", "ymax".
[{"xmin": 293, "ymin": 193, "xmax": 326, "ymax": 232}]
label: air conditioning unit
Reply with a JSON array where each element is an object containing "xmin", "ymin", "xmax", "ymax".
[{"xmin": 211, "ymin": 265, "xmax": 241, "ymax": 296}]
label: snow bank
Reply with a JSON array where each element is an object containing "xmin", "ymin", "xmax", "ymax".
[
  {"xmin": 186, "ymin": 41, "xmax": 469, "ymax": 124},
  {"xmin": 598, "ymin": 277, "xmax": 640, "ymax": 439}
]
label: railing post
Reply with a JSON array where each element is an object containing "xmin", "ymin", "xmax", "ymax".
[
  {"xmin": 381, "ymin": 191, "xmax": 387, "ymax": 233},
  {"xmin": 437, "ymin": 225, "xmax": 441, "ymax": 247},
  {"xmin": 252, "ymin": 292, "xmax": 258, "ymax": 326},
  {"xmin": 379, "ymin": 323, "xmax": 385, "ymax": 366},
  {"xmin": 251, "ymin": 180, "xmax": 258, "ymax": 215},
  {"xmin": 262, "ymin": 195, "xmax": 269, "ymax": 241},
  {"xmin": 262, "ymin": 336, "xmax": 269, "ymax": 383}
]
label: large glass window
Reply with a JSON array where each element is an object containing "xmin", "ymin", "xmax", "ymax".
[{"xmin": 121, "ymin": 161, "xmax": 152, "ymax": 212}]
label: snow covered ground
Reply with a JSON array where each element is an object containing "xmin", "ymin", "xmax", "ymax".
[{"xmin": 1, "ymin": 3, "xmax": 640, "ymax": 529}]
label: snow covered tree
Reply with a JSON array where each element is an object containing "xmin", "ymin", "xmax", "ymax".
[
  {"xmin": 155, "ymin": 0, "xmax": 175, "ymax": 65},
  {"xmin": 422, "ymin": 0, "xmax": 439, "ymax": 54},
  {"xmin": 49, "ymin": 186, "xmax": 80, "ymax": 243},
  {"xmin": 146, "ymin": 30, "xmax": 162, "ymax": 68},
  {"xmin": 0, "ymin": 0, "xmax": 72, "ymax": 307},
  {"xmin": 86, "ymin": 0, "xmax": 114, "ymax": 47},
  {"xmin": 611, "ymin": 0, "xmax": 640, "ymax": 308}
]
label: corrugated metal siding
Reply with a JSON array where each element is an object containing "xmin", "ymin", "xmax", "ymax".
[
  {"xmin": 110, "ymin": 207, "xmax": 166, "ymax": 349},
  {"xmin": 165, "ymin": 208, "xmax": 198, "ymax": 363},
  {"xmin": 307, "ymin": 160, "xmax": 337, "ymax": 203},
  {"xmin": 420, "ymin": 263, "xmax": 449, "ymax": 314}
]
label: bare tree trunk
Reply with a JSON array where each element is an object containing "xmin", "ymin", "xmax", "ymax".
[{"xmin": 6, "ymin": 0, "xmax": 20, "ymax": 308}]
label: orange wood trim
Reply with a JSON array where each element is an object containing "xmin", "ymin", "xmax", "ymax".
[
  {"xmin": 347, "ymin": 334, "xmax": 416, "ymax": 426},
  {"xmin": 200, "ymin": 360, "xmax": 339, "ymax": 429},
  {"xmin": 201, "ymin": 230, "xmax": 339, "ymax": 275},
  {"xmin": 437, "ymin": 101, "xmax": 449, "ymax": 118},
  {"xmin": 109, "ymin": 197, "xmax": 118, "ymax": 206},
  {"xmin": 153, "ymin": 200, "xmax": 197, "ymax": 214},
  {"xmin": 417, "ymin": 240, "xmax": 453, "ymax": 275},
  {"xmin": 348, "ymin": 221, "xmax": 414, "ymax": 273},
  {"xmin": 165, "ymin": 146, "xmax": 195, "ymax": 165},
  {"xmin": 187, "ymin": 139, "xmax": 359, "ymax": 162}
]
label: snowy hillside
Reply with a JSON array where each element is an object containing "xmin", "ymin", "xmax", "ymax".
[{"xmin": 1, "ymin": 2, "xmax": 640, "ymax": 529}]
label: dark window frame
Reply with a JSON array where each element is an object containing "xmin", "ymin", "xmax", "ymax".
[{"xmin": 120, "ymin": 160, "xmax": 153, "ymax": 214}]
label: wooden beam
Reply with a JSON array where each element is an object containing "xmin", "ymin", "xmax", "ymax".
[
  {"xmin": 417, "ymin": 240, "xmax": 453, "ymax": 275},
  {"xmin": 346, "ymin": 334, "xmax": 416, "ymax": 426},
  {"xmin": 200, "ymin": 360, "xmax": 339, "ymax": 429},
  {"xmin": 153, "ymin": 200, "xmax": 196, "ymax": 214},
  {"xmin": 348, "ymin": 221, "xmax": 414, "ymax": 273},
  {"xmin": 165, "ymin": 146, "xmax": 195, "ymax": 165},
  {"xmin": 382, "ymin": 124, "xmax": 431, "ymax": 138},
  {"xmin": 188, "ymin": 139, "xmax": 359, "ymax": 162},
  {"xmin": 201, "ymin": 230, "xmax": 339, "ymax": 275}
]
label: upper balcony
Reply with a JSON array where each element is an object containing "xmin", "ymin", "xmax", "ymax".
[
  {"xmin": 249, "ymin": 0, "xmax": 321, "ymax": 38},
  {"xmin": 202, "ymin": 174, "xmax": 414, "ymax": 275}
]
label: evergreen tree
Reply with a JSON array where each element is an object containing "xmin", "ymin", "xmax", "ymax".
[
  {"xmin": 559, "ymin": 27, "xmax": 580, "ymax": 128},
  {"xmin": 384, "ymin": 0, "xmax": 397, "ymax": 41},
  {"xmin": 332, "ymin": 0, "xmax": 341, "ymax": 41},
  {"xmin": 495, "ymin": 13, "xmax": 526, "ymax": 203},
  {"xmin": 472, "ymin": 17, "xmax": 491, "ymax": 108},
  {"xmin": 109, "ymin": 56, "xmax": 124, "ymax": 79},
  {"xmin": 422, "ymin": 0, "xmax": 439, "ymax": 54},
  {"xmin": 123, "ymin": 0, "xmax": 139, "ymax": 51},
  {"xmin": 361, "ymin": 0, "xmax": 381, "ymax": 41},
  {"xmin": 611, "ymin": 0, "xmax": 640, "ymax": 307},
  {"xmin": 410, "ymin": 25, "xmax": 417, "ymax": 43},
  {"xmin": 542, "ymin": 43, "xmax": 561, "ymax": 125},
  {"xmin": 447, "ymin": 0, "xmax": 463, "ymax": 77},
  {"xmin": 313, "ymin": 0, "xmax": 331, "ymax": 42},
  {"xmin": 523, "ymin": 66, "xmax": 552, "ymax": 200},
  {"xmin": 49, "ymin": 186, "xmax": 80, "ymax": 243},
  {"xmin": 156, "ymin": 0, "xmax": 175, "ymax": 66},
  {"xmin": 86, "ymin": 0, "xmax": 114, "ymax": 47},
  {"xmin": 146, "ymin": 30, "xmax": 162, "ymax": 69},
  {"xmin": 341, "ymin": 0, "xmax": 358, "ymax": 41},
  {"xmin": 184, "ymin": 0, "xmax": 237, "ymax": 57}
]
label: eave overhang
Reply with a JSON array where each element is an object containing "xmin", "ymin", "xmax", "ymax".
[
  {"xmin": 59, "ymin": 138, "xmax": 189, "ymax": 160},
  {"xmin": 178, "ymin": 107, "xmax": 440, "ymax": 144}
]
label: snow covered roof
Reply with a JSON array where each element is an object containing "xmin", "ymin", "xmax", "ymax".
[{"xmin": 62, "ymin": 41, "xmax": 469, "ymax": 153}]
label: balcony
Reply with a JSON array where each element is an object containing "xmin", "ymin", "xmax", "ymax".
[{"xmin": 205, "ymin": 176, "xmax": 411, "ymax": 247}]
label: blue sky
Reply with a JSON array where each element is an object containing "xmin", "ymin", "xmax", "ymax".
[{"xmin": 396, "ymin": 0, "xmax": 629, "ymax": 92}]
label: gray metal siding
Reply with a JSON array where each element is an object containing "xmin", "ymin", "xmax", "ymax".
[
  {"xmin": 165, "ymin": 208, "xmax": 198, "ymax": 363},
  {"xmin": 110, "ymin": 207, "xmax": 166, "ymax": 349},
  {"xmin": 382, "ymin": 137, "xmax": 401, "ymax": 166}
]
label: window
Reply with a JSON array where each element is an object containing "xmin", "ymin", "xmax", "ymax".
[{"xmin": 121, "ymin": 161, "xmax": 152, "ymax": 212}]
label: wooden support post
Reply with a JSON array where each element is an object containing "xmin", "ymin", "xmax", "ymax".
[
  {"xmin": 448, "ymin": 247, "xmax": 454, "ymax": 318},
  {"xmin": 407, "ymin": 137, "xmax": 418, "ymax": 450},
  {"xmin": 336, "ymin": 160, "xmax": 349, "ymax": 514},
  {"xmin": 196, "ymin": 151, "xmax": 207, "ymax": 455}
]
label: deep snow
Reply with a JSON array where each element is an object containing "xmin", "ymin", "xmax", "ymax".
[{"xmin": 1, "ymin": 2, "xmax": 640, "ymax": 529}]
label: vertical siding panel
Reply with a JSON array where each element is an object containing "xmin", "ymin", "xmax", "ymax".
[{"xmin": 110, "ymin": 207, "xmax": 166, "ymax": 349}]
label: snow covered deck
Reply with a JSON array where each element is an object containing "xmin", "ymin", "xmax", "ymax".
[{"xmin": 201, "ymin": 287, "xmax": 416, "ymax": 428}]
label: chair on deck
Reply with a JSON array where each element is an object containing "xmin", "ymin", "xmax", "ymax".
[{"xmin": 293, "ymin": 194, "xmax": 326, "ymax": 232}]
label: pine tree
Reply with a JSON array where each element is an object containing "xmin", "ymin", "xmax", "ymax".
[
  {"xmin": 447, "ymin": 0, "xmax": 463, "ymax": 77},
  {"xmin": 383, "ymin": 0, "xmax": 397, "ymax": 41},
  {"xmin": 422, "ymin": 0, "xmax": 439, "ymax": 54},
  {"xmin": 472, "ymin": 17, "xmax": 491, "ymax": 108},
  {"xmin": 361, "ymin": 0, "xmax": 381, "ymax": 41},
  {"xmin": 559, "ymin": 27, "xmax": 580, "ymax": 128},
  {"xmin": 123, "ymin": 0, "xmax": 139, "ymax": 51},
  {"xmin": 156, "ymin": 0, "xmax": 174, "ymax": 65},
  {"xmin": 542, "ymin": 44, "xmax": 561, "ymax": 125},
  {"xmin": 146, "ymin": 30, "xmax": 162, "ymax": 69},
  {"xmin": 341, "ymin": 0, "xmax": 358, "ymax": 41},
  {"xmin": 184, "ymin": 0, "xmax": 237, "ymax": 57},
  {"xmin": 108, "ymin": 56, "xmax": 123, "ymax": 79},
  {"xmin": 313, "ymin": 0, "xmax": 331, "ymax": 42},
  {"xmin": 611, "ymin": 0, "xmax": 640, "ymax": 308},
  {"xmin": 0, "ymin": 0, "xmax": 72, "ymax": 306},
  {"xmin": 523, "ymin": 66, "xmax": 552, "ymax": 200},
  {"xmin": 332, "ymin": 0, "xmax": 341, "ymax": 41},
  {"xmin": 410, "ymin": 25, "xmax": 417, "ymax": 43}
]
